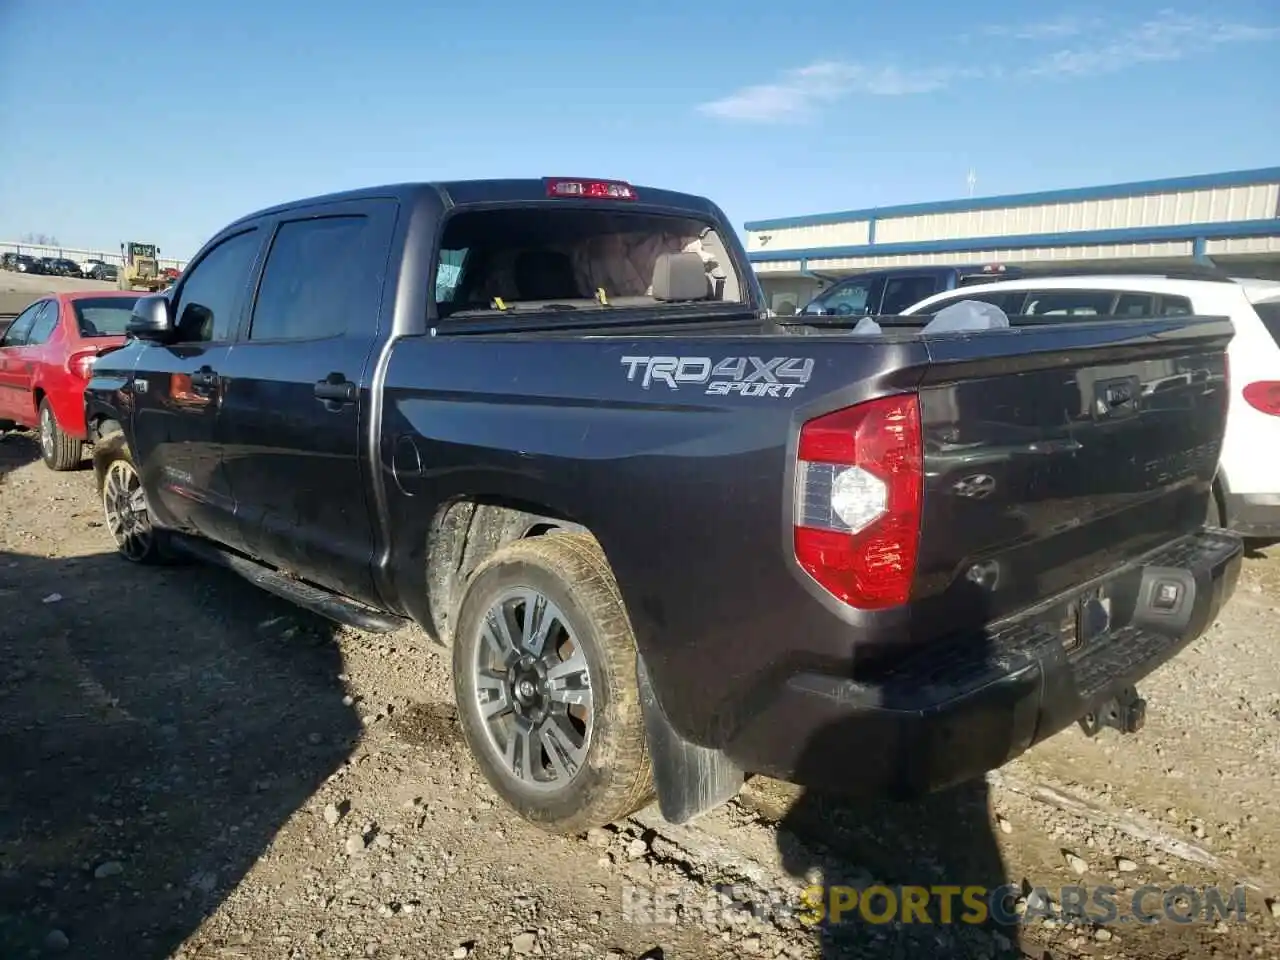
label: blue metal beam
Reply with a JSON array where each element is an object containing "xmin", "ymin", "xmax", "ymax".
[{"xmin": 747, "ymin": 218, "xmax": 1280, "ymax": 264}]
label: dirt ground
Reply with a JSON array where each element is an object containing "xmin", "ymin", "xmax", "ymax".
[
  {"xmin": 2, "ymin": 433, "xmax": 1279, "ymax": 960},
  {"xmin": 1, "ymin": 270, "xmax": 122, "ymax": 316}
]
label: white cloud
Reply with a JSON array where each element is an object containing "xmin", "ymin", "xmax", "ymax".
[
  {"xmin": 1028, "ymin": 10, "xmax": 1280, "ymax": 77},
  {"xmin": 698, "ymin": 9, "xmax": 1278, "ymax": 123},
  {"xmin": 697, "ymin": 62, "xmax": 963, "ymax": 123},
  {"xmin": 982, "ymin": 15, "xmax": 1102, "ymax": 40}
]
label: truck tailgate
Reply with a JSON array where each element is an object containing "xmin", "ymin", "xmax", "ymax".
[{"xmin": 907, "ymin": 316, "xmax": 1231, "ymax": 638}]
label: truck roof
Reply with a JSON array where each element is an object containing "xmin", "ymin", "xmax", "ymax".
[{"xmin": 225, "ymin": 178, "xmax": 720, "ymax": 232}]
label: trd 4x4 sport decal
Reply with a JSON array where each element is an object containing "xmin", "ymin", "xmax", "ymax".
[{"xmin": 620, "ymin": 355, "xmax": 814, "ymax": 398}]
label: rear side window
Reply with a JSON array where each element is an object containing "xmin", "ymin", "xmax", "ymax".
[
  {"xmin": 881, "ymin": 275, "xmax": 941, "ymax": 314},
  {"xmin": 1114, "ymin": 294, "xmax": 1156, "ymax": 317},
  {"xmin": 1023, "ymin": 291, "xmax": 1116, "ymax": 316},
  {"xmin": 251, "ymin": 215, "xmax": 384, "ymax": 341},
  {"xmin": 1159, "ymin": 296, "xmax": 1193, "ymax": 316},
  {"xmin": 26, "ymin": 301, "xmax": 60, "ymax": 344},
  {"xmin": 917, "ymin": 290, "xmax": 1025, "ymax": 314},
  {"xmin": 1253, "ymin": 301, "xmax": 1280, "ymax": 346}
]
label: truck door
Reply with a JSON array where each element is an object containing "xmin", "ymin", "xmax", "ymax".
[
  {"xmin": 0, "ymin": 300, "xmax": 50, "ymax": 424},
  {"xmin": 216, "ymin": 199, "xmax": 397, "ymax": 608},
  {"xmin": 129, "ymin": 227, "xmax": 264, "ymax": 548}
]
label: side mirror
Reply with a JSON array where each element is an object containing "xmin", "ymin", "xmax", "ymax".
[{"xmin": 127, "ymin": 294, "xmax": 175, "ymax": 341}]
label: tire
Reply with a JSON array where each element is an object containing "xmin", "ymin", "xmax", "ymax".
[
  {"xmin": 452, "ymin": 533, "xmax": 653, "ymax": 834},
  {"xmin": 39, "ymin": 399, "xmax": 82, "ymax": 471},
  {"xmin": 95, "ymin": 435, "xmax": 172, "ymax": 564}
]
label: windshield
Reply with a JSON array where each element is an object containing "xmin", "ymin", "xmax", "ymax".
[{"xmin": 73, "ymin": 297, "xmax": 140, "ymax": 337}]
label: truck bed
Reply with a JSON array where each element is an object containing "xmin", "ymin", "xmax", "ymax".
[{"xmin": 379, "ymin": 312, "xmax": 1234, "ymax": 769}]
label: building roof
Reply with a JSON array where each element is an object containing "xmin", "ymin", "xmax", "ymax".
[{"xmin": 744, "ymin": 166, "xmax": 1280, "ymax": 233}]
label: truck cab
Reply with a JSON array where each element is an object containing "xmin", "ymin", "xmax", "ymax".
[{"xmin": 798, "ymin": 263, "xmax": 1021, "ymax": 318}]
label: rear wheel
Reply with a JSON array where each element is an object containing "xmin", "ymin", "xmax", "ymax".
[
  {"xmin": 452, "ymin": 533, "xmax": 653, "ymax": 834},
  {"xmin": 39, "ymin": 399, "xmax": 82, "ymax": 471}
]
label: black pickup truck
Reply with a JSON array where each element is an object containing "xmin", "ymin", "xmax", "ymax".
[{"xmin": 84, "ymin": 176, "xmax": 1242, "ymax": 834}]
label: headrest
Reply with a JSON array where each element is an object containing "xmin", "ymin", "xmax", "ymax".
[{"xmin": 652, "ymin": 252, "xmax": 710, "ymax": 302}]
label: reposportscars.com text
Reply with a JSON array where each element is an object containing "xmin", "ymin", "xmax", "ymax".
[{"xmin": 619, "ymin": 882, "xmax": 1251, "ymax": 927}]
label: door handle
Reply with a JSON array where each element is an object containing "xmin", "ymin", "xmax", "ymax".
[
  {"xmin": 190, "ymin": 367, "xmax": 218, "ymax": 388},
  {"xmin": 314, "ymin": 373, "xmax": 357, "ymax": 404}
]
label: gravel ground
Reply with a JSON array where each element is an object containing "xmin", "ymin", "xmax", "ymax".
[
  {"xmin": 1, "ymin": 271, "xmax": 122, "ymax": 316},
  {"xmin": 2, "ymin": 432, "xmax": 1278, "ymax": 959}
]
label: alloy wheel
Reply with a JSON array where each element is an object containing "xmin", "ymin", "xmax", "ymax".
[
  {"xmin": 471, "ymin": 588, "xmax": 594, "ymax": 792},
  {"xmin": 102, "ymin": 459, "xmax": 153, "ymax": 561}
]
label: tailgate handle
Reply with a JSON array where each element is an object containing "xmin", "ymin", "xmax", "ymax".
[{"xmin": 1095, "ymin": 376, "xmax": 1139, "ymax": 419}]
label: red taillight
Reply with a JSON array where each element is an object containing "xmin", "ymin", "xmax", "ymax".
[
  {"xmin": 1243, "ymin": 381, "xmax": 1280, "ymax": 416},
  {"xmin": 67, "ymin": 349, "xmax": 97, "ymax": 379},
  {"xmin": 793, "ymin": 394, "xmax": 923, "ymax": 609},
  {"xmin": 545, "ymin": 177, "xmax": 636, "ymax": 200}
]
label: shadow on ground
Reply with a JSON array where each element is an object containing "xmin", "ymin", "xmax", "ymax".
[
  {"xmin": 0, "ymin": 536, "xmax": 359, "ymax": 958},
  {"xmin": 0, "ymin": 432, "xmax": 40, "ymax": 484},
  {"xmin": 767, "ymin": 577, "xmax": 1032, "ymax": 958}
]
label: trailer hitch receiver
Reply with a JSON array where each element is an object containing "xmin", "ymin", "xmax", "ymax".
[{"xmin": 1078, "ymin": 685, "xmax": 1146, "ymax": 737}]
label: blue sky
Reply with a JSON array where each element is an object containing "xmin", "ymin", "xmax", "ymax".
[{"xmin": 1, "ymin": 1, "xmax": 1277, "ymax": 260}]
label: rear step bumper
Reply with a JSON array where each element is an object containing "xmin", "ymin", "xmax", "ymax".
[{"xmin": 724, "ymin": 529, "xmax": 1243, "ymax": 797}]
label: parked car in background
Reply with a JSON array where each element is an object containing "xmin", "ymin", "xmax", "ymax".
[
  {"xmin": 88, "ymin": 262, "xmax": 119, "ymax": 282},
  {"xmin": 901, "ymin": 271, "xmax": 1280, "ymax": 539},
  {"xmin": 2, "ymin": 253, "xmax": 39, "ymax": 273},
  {"xmin": 79, "ymin": 258, "xmax": 109, "ymax": 277},
  {"xmin": 47, "ymin": 257, "xmax": 83, "ymax": 277},
  {"xmin": 0, "ymin": 291, "xmax": 139, "ymax": 469},
  {"xmin": 798, "ymin": 263, "xmax": 1022, "ymax": 317},
  {"xmin": 85, "ymin": 177, "xmax": 1240, "ymax": 835}
]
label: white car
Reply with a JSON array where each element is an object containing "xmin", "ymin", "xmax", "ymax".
[{"xmin": 902, "ymin": 272, "xmax": 1280, "ymax": 539}]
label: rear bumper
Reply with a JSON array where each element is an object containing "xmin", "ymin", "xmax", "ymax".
[
  {"xmin": 723, "ymin": 529, "xmax": 1243, "ymax": 797},
  {"xmin": 1223, "ymin": 491, "xmax": 1280, "ymax": 539}
]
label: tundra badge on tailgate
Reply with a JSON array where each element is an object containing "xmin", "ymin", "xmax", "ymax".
[{"xmin": 620, "ymin": 355, "xmax": 814, "ymax": 398}]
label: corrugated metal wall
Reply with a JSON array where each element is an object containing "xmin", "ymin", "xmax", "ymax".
[{"xmin": 874, "ymin": 183, "xmax": 1279, "ymax": 244}]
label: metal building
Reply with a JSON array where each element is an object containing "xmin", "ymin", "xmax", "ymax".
[{"xmin": 744, "ymin": 166, "xmax": 1280, "ymax": 312}]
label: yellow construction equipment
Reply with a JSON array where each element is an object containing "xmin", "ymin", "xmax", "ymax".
[{"xmin": 118, "ymin": 241, "xmax": 165, "ymax": 292}]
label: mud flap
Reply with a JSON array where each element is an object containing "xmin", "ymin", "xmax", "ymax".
[{"xmin": 636, "ymin": 655, "xmax": 744, "ymax": 824}]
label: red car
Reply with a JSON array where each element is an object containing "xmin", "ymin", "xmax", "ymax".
[{"xmin": 0, "ymin": 291, "xmax": 139, "ymax": 470}]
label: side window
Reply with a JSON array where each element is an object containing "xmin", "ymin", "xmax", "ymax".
[
  {"xmin": 0, "ymin": 301, "xmax": 47, "ymax": 346},
  {"xmin": 919, "ymin": 290, "xmax": 1025, "ymax": 314},
  {"xmin": 26, "ymin": 301, "xmax": 61, "ymax": 345},
  {"xmin": 436, "ymin": 248, "xmax": 468, "ymax": 303},
  {"xmin": 1114, "ymin": 294, "xmax": 1156, "ymax": 317},
  {"xmin": 172, "ymin": 229, "xmax": 261, "ymax": 343},
  {"xmin": 250, "ymin": 215, "xmax": 383, "ymax": 341},
  {"xmin": 1159, "ymin": 296, "xmax": 1193, "ymax": 317},
  {"xmin": 813, "ymin": 279, "xmax": 874, "ymax": 315},
  {"xmin": 881, "ymin": 275, "xmax": 941, "ymax": 314},
  {"xmin": 1023, "ymin": 290, "xmax": 1116, "ymax": 317}
]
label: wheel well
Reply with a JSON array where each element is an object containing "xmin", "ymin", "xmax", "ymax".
[
  {"xmin": 424, "ymin": 497, "xmax": 588, "ymax": 645},
  {"xmin": 32, "ymin": 387, "xmax": 45, "ymax": 411}
]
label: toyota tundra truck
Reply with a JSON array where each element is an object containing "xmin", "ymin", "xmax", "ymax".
[{"xmin": 84, "ymin": 176, "xmax": 1242, "ymax": 834}]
